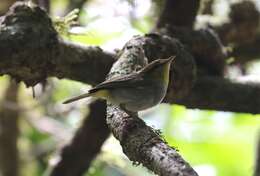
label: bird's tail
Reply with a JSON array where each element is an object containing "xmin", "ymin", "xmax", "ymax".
[
  {"xmin": 63, "ymin": 89, "xmax": 109, "ymax": 104},
  {"xmin": 63, "ymin": 92, "xmax": 91, "ymax": 104}
]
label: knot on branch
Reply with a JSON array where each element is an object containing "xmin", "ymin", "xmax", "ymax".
[
  {"xmin": 230, "ymin": 1, "xmax": 259, "ymax": 26},
  {"xmin": 156, "ymin": 0, "xmax": 200, "ymax": 28},
  {"xmin": 229, "ymin": 1, "xmax": 260, "ymax": 44},
  {"xmin": 156, "ymin": 26, "xmax": 226, "ymax": 77},
  {"xmin": 109, "ymin": 33, "xmax": 197, "ymax": 100},
  {"xmin": 218, "ymin": 1, "xmax": 260, "ymax": 45},
  {"xmin": 139, "ymin": 33, "xmax": 196, "ymax": 99},
  {"xmin": 0, "ymin": 2, "xmax": 58, "ymax": 86}
]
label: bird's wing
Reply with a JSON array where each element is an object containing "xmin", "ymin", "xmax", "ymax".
[{"xmin": 89, "ymin": 72, "xmax": 143, "ymax": 93}]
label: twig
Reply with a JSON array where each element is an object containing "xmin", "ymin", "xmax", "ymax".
[{"xmin": 50, "ymin": 100, "xmax": 110, "ymax": 176}]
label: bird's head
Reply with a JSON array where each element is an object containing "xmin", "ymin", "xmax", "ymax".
[{"xmin": 141, "ymin": 56, "xmax": 175, "ymax": 83}]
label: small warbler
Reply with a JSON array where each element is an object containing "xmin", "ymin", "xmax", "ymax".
[{"xmin": 63, "ymin": 56, "xmax": 175, "ymax": 114}]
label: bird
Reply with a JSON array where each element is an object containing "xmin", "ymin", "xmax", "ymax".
[{"xmin": 63, "ymin": 56, "xmax": 175, "ymax": 115}]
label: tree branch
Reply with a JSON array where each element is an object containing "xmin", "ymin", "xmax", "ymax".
[
  {"xmin": 50, "ymin": 100, "xmax": 109, "ymax": 176},
  {"xmin": 156, "ymin": 0, "xmax": 200, "ymax": 28},
  {"xmin": 0, "ymin": 2, "xmax": 115, "ymax": 87},
  {"xmin": 156, "ymin": 26, "xmax": 226, "ymax": 76},
  {"xmin": 231, "ymin": 35, "xmax": 260, "ymax": 63},
  {"xmin": 3, "ymin": 1, "xmax": 260, "ymax": 176},
  {"xmin": 105, "ymin": 36, "xmax": 198, "ymax": 176},
  {"xmin": 1, "ymin": 2, "xmax": 260, "ymax": 115},
  {"xmin": 154, "ymin": 0, "xmax": 226, "ymax": 77},
  {"xmin": 168, "ymin": 76, "xmax": 260, "ymax": 114},
  {"xmin": 2, "ymin": 2, "xmax": 260, "ymax": 175},
  {"xmin": 107, "ymin": 108, "xmax": 198, "ymax": 176},
  {"xmin": 201, "ymin": 1, "xmax": 260, "ymax": 64},
  {"xmin": 57, "ymin": 40, "xmax": 115, "ymax": 85},
  {"xmin": 215, "ymin": 1, "xmax": 260, "ymax": 45},
  {"xmin": 0, "ymin": 80, "xmax": 19, "ymax": 176}
]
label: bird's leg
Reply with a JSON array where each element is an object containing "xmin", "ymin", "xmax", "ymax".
[{"xmin": 119, "ymin": 104, "xmax": 138, "ymax": 117}]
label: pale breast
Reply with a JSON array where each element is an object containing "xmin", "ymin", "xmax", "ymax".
[{"xmin": 109, "ymin": 81, "xmax": 167, "ymax": 112}]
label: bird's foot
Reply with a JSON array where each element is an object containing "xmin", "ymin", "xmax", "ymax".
[{"xmin": 119, "ymin": 104, "xmax": 138, "ymax": 117}]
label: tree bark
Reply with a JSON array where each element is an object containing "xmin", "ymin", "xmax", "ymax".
[
  {"xmin": 0, "ymin": 80, "xmax": 19, "ymax": 176},
  {"xmin": 1, "ymin": 2, "xmax": 260, "ymax": 114},
  {"xmin": 172, "ymin": 76, "xmax": 260, "ymax": 114},
  {"xmin": 50, "ymin": 100, "xmax": 109, "ymax": 176},
  {"xmin": 105, "ymin": 36, "xmax": 198, "ymax": 176},
  {"xmin": 156, "ymin": 0, "xmax": 200, "ymax": 28},
  {"xmin": 202, "ymin": 1, "xmax": 260, "ymax": 64}
]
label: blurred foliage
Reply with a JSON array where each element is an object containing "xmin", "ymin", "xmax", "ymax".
[
  {"xmin": 163, "ymin": 106, "xmax": 260, "ymax": 176},
  {"xmin": 0, "ymin": 0, "xmax": 260, "ymax": 176},
  {"xmin": 53, "ymin": 8, "xmax": 80, "ymax": 36}
]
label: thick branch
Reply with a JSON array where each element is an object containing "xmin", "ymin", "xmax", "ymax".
[
  {"xmin": 215, "ymin": 1, "xmax": 260, "ymax": 45},
  {"xmin": 2, "ymin": 2, "xmax": 260, "ymax": 176},
  {"xmin": 155, "ymin": 0, "xmax": 225, "ymax": 76},
  {"xmin": 201, "ymin": 1, "xmax": 260, "ymax": 64},
  {"xmin": 107, "ymin": 108, "xmax": 198, "ymax": 176},
  {"xmin": 0, "ymin": 2, "xmax": 115, "ymax": 86},
  {"xmin": 156, "ymin": 0, "xmax": 200, "ymax": 28},
  {"xmin": 170, "ymin": 76, "xmax": 260, "ymax": 114},
  {"xmin": 1, "ymin": 2, "xmax": 260, "ymax": 115},
  {"xmin": 50, "ymin": 100, "xmax": 109, "ymax": 176},
  {"xmin": 57, "ymin": 40, "xmax": 114, "ymax": 85},
  {"xmin": 106, "ymin": 36, "xmax": 198, "ymax": 175},
  {"xmin": 231, "ymin": 35, "xmax": 260, "ymax": 63},
  {"xmin": 156, "ymin": 26, "xmax": 226, "ymax": 76},
  {"xmin": 0, "ymin": 80, "xmax": 19, "ymax": 176}
]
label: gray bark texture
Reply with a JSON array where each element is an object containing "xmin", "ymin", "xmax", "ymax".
[{"xmin": 0, "ymin": 81, "xmax": 19, "ymax": 176}]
